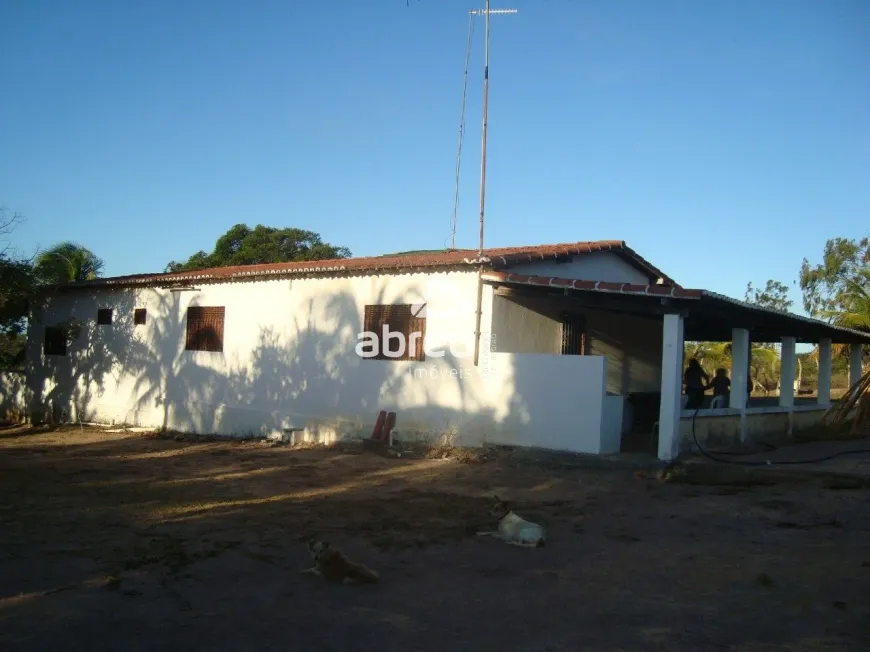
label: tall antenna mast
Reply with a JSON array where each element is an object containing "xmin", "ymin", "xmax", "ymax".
[
  {"xmin": 470, "ymin": 2, "xmax": 517, "ymax": 255},
  {"xmin": 448, "ymin": 13, "xmax": 475, "ymax": 251}
]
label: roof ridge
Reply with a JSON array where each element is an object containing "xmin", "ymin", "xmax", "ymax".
[{"xmin": 58, "ymin": 239, "xmax": 671, "ymax": 289}]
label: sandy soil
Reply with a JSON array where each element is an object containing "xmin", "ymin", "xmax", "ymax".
[{"xmin": 0, "ymin": 424, "xmax": 868, "ymax": 651}]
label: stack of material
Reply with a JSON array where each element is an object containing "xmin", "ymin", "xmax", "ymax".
[{"xmin": 823, "ymin": 370, "xmax": 870, "ymax": 434}]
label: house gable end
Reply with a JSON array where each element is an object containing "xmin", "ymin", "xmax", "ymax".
[{"xmin": 503, "ymin": 251, "xmax": 655, "ymax": 286}]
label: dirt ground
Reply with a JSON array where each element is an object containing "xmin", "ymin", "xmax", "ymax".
[{"xmin": 1, "ymin": 424, "xmax": 868, "ymax": 651}]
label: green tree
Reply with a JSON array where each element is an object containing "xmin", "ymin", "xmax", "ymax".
[
  {"xmin": 749, "ymin": 346, "xmax": 779, "ymax": 395},
  {"xmin": 799, "ymin": 236, "xmax": 870, "ymax": 321},
  {"xmin": 684, "ymin": 341, "xmax": 731, "ymax": 376},
  {"xmin": 819, "ymin": 266, "xmax": 870, "ymax": 333},
  {"xmin": 34, "ymin": 242, "xmax": 105, "ymax": 285},
  {"xmin": 744, "ymin": 279, "xmax": 793, "ymax": 312},
  {"xmin": 799, "ymin": 236, "xmax": 870, "ymax": 374},
  {"xmin": 744, "ymin": 279, "xmax": 793, "ymax": 354},
  {"xmin": 165, "ymin": 224, "xmax": 352, "ymax": 273},
  {"xmin": 0, "ymin": 209, "xmax": 35, "ymax": 368}
]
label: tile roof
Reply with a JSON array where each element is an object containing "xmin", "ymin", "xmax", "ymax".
[{"xmin": 68, "ymin": 240, "xmax": 678, "ymax": 289}]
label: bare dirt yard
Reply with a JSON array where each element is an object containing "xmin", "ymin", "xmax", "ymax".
[{"xmin": 1, "ymin": 424, "xmax": 869, "ymax": 651}]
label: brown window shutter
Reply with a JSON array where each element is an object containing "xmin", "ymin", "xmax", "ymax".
[
  {"xmin": 186, "ymin": 306, "xmax": 225, "ymax": 352},
  {"xmin": 408, "ymin": 314, "xmax": 426, "ymax": 361},
  {"xmin": 362, "ymin": 304, "xmax": 426, "ymax": 361}
]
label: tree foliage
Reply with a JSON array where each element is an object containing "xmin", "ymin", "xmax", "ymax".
[
  {"xmin": 744, "ymin": 279, "xmax": 793, "ymax": 312},
  {"xmin": 34, "ymin": 241, "xmax": 105, "ymax": 285},
  {"xmin": 743, "ymin": 278, "xmax": 793, "ymax": 352},
  {"xmin": 819, "ymin": 266, "xmax": 870, "ymax": 333},
  {"xmin": 0, "ymin": 209, "xmax": 33, "ymax": 368},
  {"xmin": 0, "ymin": 210, "xmax": 32, "ymax": 335},
  {"xmin": 0, "ymin": 209, "xmax": 106, "ymax": 368},
  {"xmin": 799, "ymin": 236, "xmax": 870, "ymax": 322},
  {"xmin": 165, "ymin": 224, "xmax": 352, "ymax": 273}
]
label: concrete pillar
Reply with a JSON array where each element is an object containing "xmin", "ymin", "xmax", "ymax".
[
  {"xmin": 730, "ymin": 328, "xmax": 750, "ymax": 409},
  {"xmin": 817, "ymin": 338, "xmax": 832, "ymax": 405},
  {"xmin": 657, "ymin": 314, "xmax": 684, "ymax": 461},
  {"xmin": 850, "ymin": 344, "xmax": 865, "ymax": 399},
  {"xmin": 779, "ymin": 337, "xmax": 796, "ymax": 408}
]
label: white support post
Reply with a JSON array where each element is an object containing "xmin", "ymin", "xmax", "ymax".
[
  {"xmin": 850, "ymin": 344, "xmax": 864, "ymax": 400},
  {"xmin": 657, "ymin": 314, "xmax": 684, "ymax": 461},
  {"xmin": 779, "ymin": 337, "xmax": 796, "ymax": 408},
  {"xmin": 730, "ymin": 328, "xmax": 750, "ymax": 409},
  {"xmin": 817, "ymin": 338, "xmax": 832, "ymax": 406}
]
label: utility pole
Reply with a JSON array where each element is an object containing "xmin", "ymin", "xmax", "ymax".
[{"xmin": 469, "ymin": 2, "xmax": 517, "ymax": 367}]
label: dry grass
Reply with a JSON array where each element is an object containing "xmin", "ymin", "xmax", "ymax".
[{"xmin": 0, "ymin": 423, "xmax": 868, "ymax": 651}]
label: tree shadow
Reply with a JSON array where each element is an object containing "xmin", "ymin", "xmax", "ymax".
[
  {"xmin": 21, "ymin": 277, "xmax": 558, "ymax": 453},
  {"xmin": 26, "ymin": 291, "xmax": 148, "ymax": 424},
  {"xmin": 102, "ymin": 282, "xmax": 502, "ymax": 443}
]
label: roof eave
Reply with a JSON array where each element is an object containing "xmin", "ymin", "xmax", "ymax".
[{"xmin": 55, "ymin": 261, "xmax": 489, "ymax": 291}]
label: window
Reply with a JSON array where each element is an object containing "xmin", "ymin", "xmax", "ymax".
[
  {"xmin": 185, "ymin": 306, "xmax": 225, "ymax": 352},
  {"xmin": 44, "ymin": 327, "xmax": 67, "ymax": 356},
  {"xmin": 560, "ymin": 313, "xmax": 587, "ymax": 355},
  {"xmin": 134, "ymin": 308, "xmax": 147, "ymax": 325},
  {"xmin": 97, "ymin": 308, "xmax": 113, "ymax": 325},
  {"xmin": 363, "ymin": 304, "xmax": 426, "ymax": 361}
]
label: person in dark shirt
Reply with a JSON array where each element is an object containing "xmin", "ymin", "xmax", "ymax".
[
  {"xmin": 683, "ymin": 358, "xmax": 709, "ymax": 409},
  {"xmin": 708, "ymin": 368, "xmax": 730, "ymax": 403}
]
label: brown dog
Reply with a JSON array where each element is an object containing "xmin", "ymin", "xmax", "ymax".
[{"xmin": 300, "ymin": 539, "xmax": 379, "ymax": 584}]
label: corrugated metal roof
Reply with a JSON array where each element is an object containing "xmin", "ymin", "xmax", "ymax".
[
  {"xmin": 698, "ymin": 289, "xmax": 870, "ymax": 341},
  {"xmin": 483, "ymin": 271, "xmax": 870, "ymax": 343},
  {"xmin": 61, "ymin": 240, "xmax": 677, "ymax": 289}
]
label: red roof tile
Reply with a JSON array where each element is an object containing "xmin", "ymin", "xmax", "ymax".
[{"xmin": 68, "ymin": 240, "xmax": 677, "ymax": 289}]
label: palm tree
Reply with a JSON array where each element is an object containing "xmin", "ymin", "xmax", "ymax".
[
  {"xmin": 805, "ymin": 266, "xmax": 870, "ymax": 363},
  {"xmin": 34, "ymin": 242, "xmax": 105, "ymax": 285},
  {"xmin": 823, "ymin": 267, "xmax": 870, "ymax": 333}
]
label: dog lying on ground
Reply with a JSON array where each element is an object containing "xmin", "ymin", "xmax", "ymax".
[
  {"xmin": 299, "ymin": 538, "xmax": 379, "ymax": 584},
  {"xmin": 476, "ymin": 495, "xmax": 546, "ymax": 548}
]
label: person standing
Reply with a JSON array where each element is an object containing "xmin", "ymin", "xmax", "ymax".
[{"xmin": 684, "ymin": 358, "xmax": 709, "ymax": 410}]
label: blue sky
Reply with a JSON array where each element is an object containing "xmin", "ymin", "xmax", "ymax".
[{"xmin": 1, "ymin": 0, "xmax": 868, "ymax": 314}]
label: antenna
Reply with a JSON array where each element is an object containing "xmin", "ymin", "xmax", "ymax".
[
  {"xmin": 448, "ymin": 14, "xmax": 475, "ymax": 251},
  {"xmin": 471, "ymin": 2, "xmax": 517, "ymax": 255}
]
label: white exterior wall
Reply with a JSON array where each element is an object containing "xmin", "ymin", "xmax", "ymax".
[
  {"xmin": 506, "ymin": 252, "xmax": 652, "ymax": 285},
  {"xmin": 601, "ymin": 395, "xmax": 625, "ymax": 454},
  {"xmin": 23, "ymin": 270, "xmax": 613, "ymax": 454}
]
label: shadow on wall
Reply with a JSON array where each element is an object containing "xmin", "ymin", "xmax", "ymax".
[
  {"xmin": 25, "ymin": 282, "xmax": 604, "ymax": 452},
  {"xmin": 27, "ymin": 291, "xmax": 147, "ymax": 424}
]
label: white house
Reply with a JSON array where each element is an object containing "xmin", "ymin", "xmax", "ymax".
[{"xmin": 5, "ymin": 240, "xmax": 869, "ymax": 460}]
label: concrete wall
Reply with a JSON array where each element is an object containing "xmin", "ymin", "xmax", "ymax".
[
  {"xmin": 23, "ymin": 271, "xmax": 613, "ymax": 454},
  {"xmin": 601, "ymin": 395, "xmax": 625, "ymax": 454},
  {"xmin": 507, "ymin": 252, "xmax": 652, "ymax": 285},
  {"xmin": 490, "ymin": 294, "xmax": 663, "ymax": 396},
  {"xmin": 481, "ymin": 353, "xmax": 609, "ymax": 453},
  {"xmin": 677, "ymin": 407, "xmax": 829, "ymax": 453}
]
